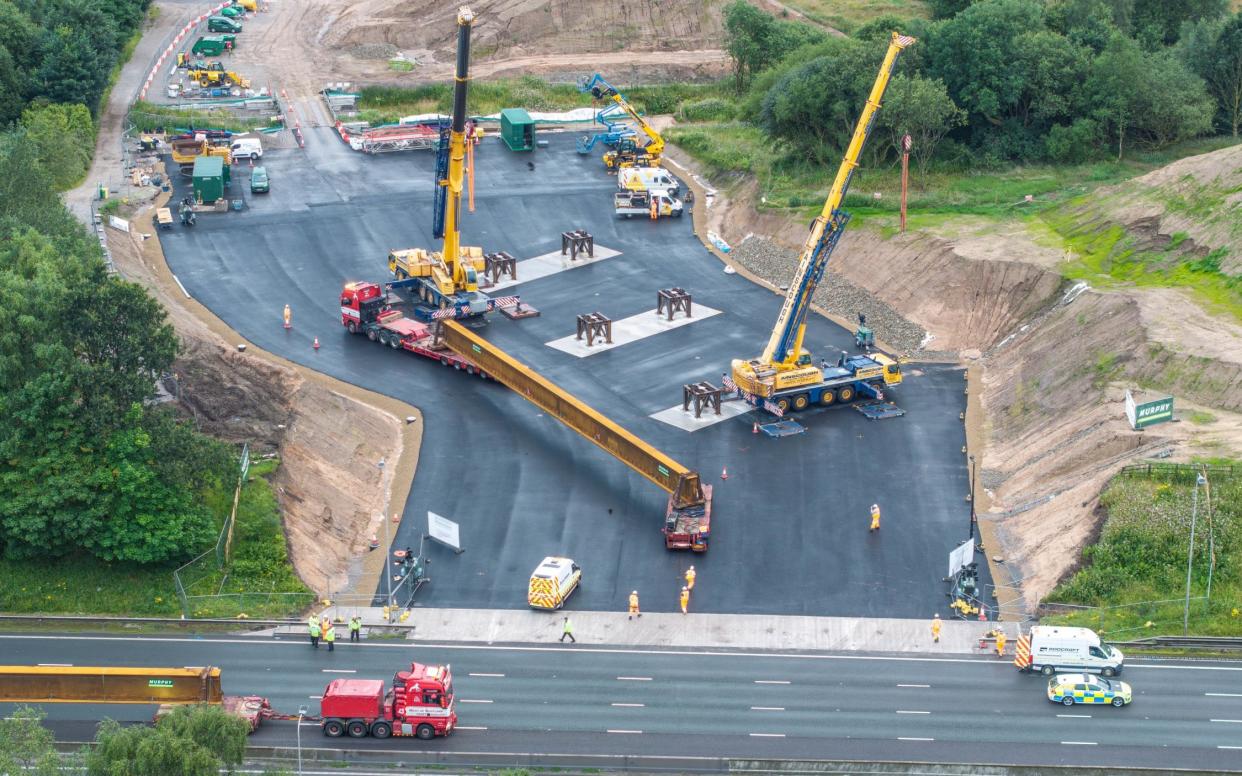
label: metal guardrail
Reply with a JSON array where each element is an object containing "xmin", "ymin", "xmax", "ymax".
[
  {"xmin": 0, "ymin": 613, "xmax": 415, "ymax": 631},
  {"xmin": 1112, "ymin": 635, "xmax": 1242, "ymax": 651}
]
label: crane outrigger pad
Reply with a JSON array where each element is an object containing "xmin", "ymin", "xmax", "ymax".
[
  {"xmin": 855, "ymin": 401, "xmax": 906, "ymax": 420},
  {"xmin": 759, "ymin": 420, "xmax": 806, "ymax": 438}
]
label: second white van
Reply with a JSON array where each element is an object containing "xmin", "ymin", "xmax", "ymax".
[{"xmin": 1018, "ymin": 626, "xmax": 1125, "ymax": 676}]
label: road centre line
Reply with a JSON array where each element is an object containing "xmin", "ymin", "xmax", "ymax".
[
  {"xmin": 1219, "ymin": 745, "xmax": 1242, "ymax": 750},
  {"xmin": 37, "ymin": 663, "xmax": 72, "ymax": 667},
  {"xmin": 321, "ymin": 669, "xmax": 355, "ymax": 674},
  {"xmin": 898, "ymin": 737, "xmax": 934, "ymax": 741},
  {"xmin": 897, "ymin": 683, "xmax": 930, "ymax": 688},
  {"xmin": 1210, "ymin": 719, "xmax": 1242, "ymax": 723},
  {"xmin": 1207, "ymin": 693, "xmax": 1242, "ymax": 697},
  {"xmin": 748, "ymin": 733, "xmax": 785, "ymax": 738},
  {"xmin": 617, "ymin": 676, "xmax": 653, "ymax": 681},
  {"xmin": 8, "ymin": 634, "xmax": 1242, "ymax": 672},
  {"xmin": 754, "ymin": 680, "xmax": 791, "ymax": 684},
  {"xmin": 308, "ymin": 695, "xmax": 322, "ymax": 700},
  {"xmin": 456, "ymin": 726, "xmax": 488, "ymax": 731},
  {"xmin": 607, "ymin": 729, "xmax": 642, "ymax": 734},
  {"xmin": 750, "ymin": 707, "xmax": 785, "ymax": 711},
  {"xmin": 469, "ymin": 672, "xmax": 505, "ymax": 677},
  {"xmin": 612, "ymin": 703, "xmax": 645, "ymax": 707},
  {"xmin": 1057, "ymin": 714, "xmax": 1091, "ymax": 718},
  {"xmin": 459, "ymin": 699, "xmax": 493, "ymax": 704},
  {"xmin": 896, "ymin": 710, "xmax": 931, "ymax": 714},
  {"xmin": 1061, "ymin": 741, "xmax": 1098, "ymax": 746}
]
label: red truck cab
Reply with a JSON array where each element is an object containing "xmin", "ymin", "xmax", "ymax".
[
  {"xmin": 320, "ymin": 662, "xmax": 456, "ymax": 740},
  {"xmin": 340, "ymin": 280, "xmax": 386, "ymax": 333}
]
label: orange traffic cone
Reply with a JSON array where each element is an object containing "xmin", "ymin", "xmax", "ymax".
[
  {"xmin": 752, "ymin": 422, "xmax": 758, "ymax": 434},
  {"xmin": 312, "ymin": 337, "xmax": 320, "ymax": 350},
  {"xmin": 721, "ymin": 467, "xmax": 728, "ymax": 480},
  {"xmin": 369, "ymin": 534, "xmax": 379, "ymax": 549}
]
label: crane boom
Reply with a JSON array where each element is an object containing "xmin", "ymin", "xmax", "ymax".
[
  {"xmin": 732, "ymin": 33, "xmax": 915, "ymax": 400},
  {"xmin": 580, "ymin": 74, "xmax": 664, "ymax": 168},
  {"xmin": 439, "ymin": 320, "xmax": 705, "ymax": 509},
  {"xmin": 440, "ymin": 7, "xmax": 477, "ymax": 293}
]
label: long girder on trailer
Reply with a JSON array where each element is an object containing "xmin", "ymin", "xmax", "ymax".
[
  {"xmin": 439, "ymin": 321, "xmax": 705, "ymax": 509},
  {"xmin": 0, "ymin": 665, "xmax": 223, "ymax": 705}
]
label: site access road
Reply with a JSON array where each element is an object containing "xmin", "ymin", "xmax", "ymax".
[{"xmin": 4, "ymin": 633, "xmax": 1241, "ymax": 771}]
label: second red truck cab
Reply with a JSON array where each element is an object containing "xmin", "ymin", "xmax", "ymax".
[{"xmin": 320, "ymin": 662, "xmax": 456, "ymax": 740}]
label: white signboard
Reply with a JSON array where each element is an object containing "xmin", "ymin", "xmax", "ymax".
[
  {"xmin": 108, "ymin": 215, "xmax": 130, "ymax": 233},
  {"xmin": 427, "ymin": 511, "xmax": 461, "ymax": 552},
  {"xmin": 948, "ymin": 538, "xmax": 974, "ymax": 578}
]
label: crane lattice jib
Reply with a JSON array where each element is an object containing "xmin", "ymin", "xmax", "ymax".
[
  {"xmin": 439, "ymin": 320, "xmax": 705, "ymax": 509},
  {"xmin": 580, "ymin": 73, "xmax": 664, "ymax": 160},
  {"xmin": 439, "ymin": 7, "xmax": 476, "ymax": 291},
  {"xmin": 760, "ymin": 32, "xmax": 915, "ymax": 366}
]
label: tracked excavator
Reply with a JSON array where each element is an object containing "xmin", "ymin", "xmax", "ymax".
[{"xmin": 729, "ymin": 32, "xmax": 915, "ymax": 415}]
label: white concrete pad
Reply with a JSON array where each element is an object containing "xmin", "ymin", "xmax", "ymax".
[
  {"xmin": 650, "ymin": 399, "xmax": 752, "ymax": 431},
  {"xmin": 488, "ymin": 245, "xmax": 621, "ymax": 291},
  {"xmin": 546, "ymin": 305, "xmax": 722, "ymax": 358}
]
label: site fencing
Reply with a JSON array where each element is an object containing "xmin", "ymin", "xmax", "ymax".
[{"xmin": 1118, "ymin": 462, "xmax": 1240, "ymax": 482}]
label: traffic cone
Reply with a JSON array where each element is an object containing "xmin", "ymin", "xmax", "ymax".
[
  {"xmin": 752, "ymin": 422, "xmax": 758, "ymax": 434},
  {"xmin": 312, "ymin": 337, "xmax": 320, "ymax": 350},
  {"xmin": 369, "ymin": 534, "xmax": 379, "ymax": 549},
  {"xmin": 721, "ymin": 467, "xmax": 728, "ymax": 480},
  {"xmin": 391, "ymin": 512, "xmax": 400, "ymax": 523}
]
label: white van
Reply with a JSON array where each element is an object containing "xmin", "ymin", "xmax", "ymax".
[
  {"xmin": 1018, "ymin": 626, "xmax": 1125, "ymax": 677},
  {"xmin": 618, "ymin": 166, "xmax": 679, "ymax": 196},
  {"xmin": 230, "ymin": 137, "xmax": 263, "ymax": 161}
]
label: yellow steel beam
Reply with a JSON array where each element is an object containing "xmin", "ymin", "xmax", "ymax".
[
  {"xmin": 0, "ymin": 666, "xmax": 223, "ymax": 705},
  {"xmin": 440, "ymin": 321, "xmax": 704, "ymax": 508}
]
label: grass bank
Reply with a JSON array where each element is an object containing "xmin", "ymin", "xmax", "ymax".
[
  {"xmin": 781, "ymin": 0, "xmax": 929, "ymax": 32},
  {"xmin": 0, "ymin": 458, "xmax": 310, "ymax": 619},
  {"xmin": 1043, "ymin": 469, "xmax": 1242, "ymax": 638},
  {"xmin": 129, "ymin": 100, "xmax": 276, "ymax": 134}
]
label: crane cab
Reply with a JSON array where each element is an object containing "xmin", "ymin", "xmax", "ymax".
[{"xmin": 872, "ymin": 353, "xmax": 903, "ymax": 386}]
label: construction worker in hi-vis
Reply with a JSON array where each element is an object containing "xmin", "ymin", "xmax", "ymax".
[
  {"xmin": 870, "ymin": 503, "xmax": 881, "ymax": 531},
  {"xmin": 679, "ymin": 586, "xmax": 690, "ymax": 614},
  {"xmin": 628, "ymin": 591, "xmax": 641, "ymax": 619},
  {"xmin": 931, "ymin": 614, "xmax": 942, "ymax": 643},
  {"xmin": 685, "ymin": 565, "xmax": 696, "ymax": 590}
]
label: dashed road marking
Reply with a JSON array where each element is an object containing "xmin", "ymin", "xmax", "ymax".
[
  {"xmin": 1206, "ymin": 692, "xmax": 1242, "ymax": 697},
  {"xmin": 1061, "ymin": 741, "xmax": 1098, "ymax": 746},
  {"xmin": 308, "ymin": 695, "xmax": 322, "ymax": 700},
  {"xmin": 469, "ymin": 672, "xmax": 505, "ymax": 678},
  {"xmin": 1210, "ymin": 719, "xmax": 1242, "ymax": 723},
  {"xmin": 321, "ymin": 669, "xmax": 356, "ymax": 674},
  {"xmin": 607, "ymin": 729, "xmax": 642, "ymax": 734},
  {"xmin": 748, "ymin": 732, "xmax": 785, "ymax": 738},
  {"xmin": 611, "ymin": 703, "xmax": 645, "ymax": 707},
  {"xmin": 459, "ymin": 699, "xmax": 493, "ymax": 704},
  {"xmin": 618, "ymin": 676, "xmax": 653, "ymax": 681},
  {"xmin": 754, "ymin": 680, "xmax": 790, "ymax": 685},
  {"xmin": 1057, "ymin": 714, "xmax": 1091, "ymax": 718},
  {"xmin": 1219, "ymin": 745, "xmax": 1242, "ymax": 750},
  {"xmin": 898, "ymin": 737, "xmax": 934, "ymax": 742},
  {"xmin": 897, "ymin": 683, "xmax": 930, "ymax": 688},
  {"xmin": 750, "ymin": 707, "xmax": 785, "ymax": 711},
  {"xmin": 37, "ymin": 663, "xmax": 72, "ymax": 667},
  {"xmin": 456, "ymin": 726, "xmax": 488, "ymax": 731},
  {"xmin": 896, "ymin": 710, "xmax": 931, "ymax": 715}
]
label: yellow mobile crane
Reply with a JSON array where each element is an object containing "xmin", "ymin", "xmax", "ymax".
[
  {"xmin": 730, "ymin": 33, "xmax": 915, "ymax": 414},
  {"xmin": 580, "ymin": 74, "xmax": 664, "ymax": 171},
  {"xmin": 386, "ymin": 7, "xmax": 495, "ymax": 323}
]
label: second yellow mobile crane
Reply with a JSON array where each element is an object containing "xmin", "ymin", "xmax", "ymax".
[{"xmin": 729, "ymin": 33, "xmax": 916, "ymax": 414}]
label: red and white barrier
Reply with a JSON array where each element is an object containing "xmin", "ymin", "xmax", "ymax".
[{"xmin": 138, "ymin": 2, "xmax": 228, "ymax": 100}]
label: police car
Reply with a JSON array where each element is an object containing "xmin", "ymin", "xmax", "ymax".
[{"xmin": 1046, "ymin": 673, "xmax": 1132, "ymax": 707}]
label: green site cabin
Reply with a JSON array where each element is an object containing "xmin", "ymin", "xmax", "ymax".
[{"xmin": 499, "ymin": 108, "xmax": 534, "ymax": 151}]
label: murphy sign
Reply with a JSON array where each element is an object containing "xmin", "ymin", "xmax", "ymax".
[{"xmin": 1125, "ymin": 390, "xmax": 1174, "ymax": 430}]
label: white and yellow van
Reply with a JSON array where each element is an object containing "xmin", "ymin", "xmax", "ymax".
[{"xmin": 527, "ymin": 556, "xmax": 581, "ymax": 610}]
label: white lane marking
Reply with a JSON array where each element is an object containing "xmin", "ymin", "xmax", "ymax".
[
  {"xmin": 469, "ymin": 672, "xmax": 505, "ymax": 678},
  {"xmin": 171, "ymin": 274, "xmax": 191, "ymax": 299},
  {"xmin": 456, "ymin": 726, "xmax": 488, "ymax": 731},
  {"xmin": 754, "ymin": 680, "xmax": 791, "ymax": 685},
  {"xmin": 611, "ymin": 703, "xmax": 645, "ymax": 707},
  {"xmin": 750, "ymin": 707, "xmax": 785, "ymax": 711},
  {"xmin": 7, "ymin": 634, "xmax": 1241, "ymax": 673},
  {"xmin": 1057, "ymin": 714, "xmax": 1091, "ymax": 718},
  {"xmin": 308, "ymin": 695, "xmax": 323, "ymax": 700},
  {"xmin": 748, "ymin": 733, "xmax": 785, "ymax": 738},
  {"xmin": 1061, "ymin": 741, "xmax": 1098, "ymax": 746},
  {"xmin": 1210, "ymin": 719, "xmax": 1242, "ymax": 723},
  {"xmin": 896, "ymin": 710, "xmax": 931, "ymax": 715},
  {"xmin": 321, "ymin": 669, "xmax": 356, "ymax": 674},
  {"xmin": 898, "ymin": 737, "xmax": 934, "ymax": 742},
  {"xmin": 459, "ymin": 699, "xmax": 493, "ymax": 704},
  {"xmin": 617, "ymin": 676, "xmax": 653, "ymax": 681},
  {"xmin": 1219, "ymin": 745, "xmax": 1242, "ymax": 750},
  {"xmin": 607, "ymin": 729, "xmax": 642, "ymax": 734},
  {"xmin": 1207, "ymin": 693, "xmax": 1242, "ymax": 697},
  {"xmin": 897, "ymin": 683, "xmax": 930, "ymax": 688},
  {"xmin": 298, "ymin": 722, "xmax": 319, "ymax": 727},
  {"xmin": 37, "ymin": 663, "xmax": 73, "ymax": 667}
]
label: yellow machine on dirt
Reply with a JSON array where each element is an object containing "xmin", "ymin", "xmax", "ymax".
[
  {"xmin": 580, "ymin": 73, "xmax": 664, "ymax": 171},
  {"xmin": 188, "ymin": 62, "xmax": 250, "ymax": 89},
  {"xmin": 729, "ymin": 32, "xmax": 915, "ymax": 414}
]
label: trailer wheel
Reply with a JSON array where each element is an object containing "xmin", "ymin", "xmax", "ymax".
[
  {"xmin": 792, "ymin": 394, "xmax": 809, "ymax": 411},
  {"xmin": 416, "ymin": 723, "xmax": 435, "ymax": 740},
  {"xmin": 389, "ymin": 337, "xmax": 400, "ymax": 349},
  {"xmin": 838, "ymin": 386, "xmax": 855, "ymax": 403},
  {"xmin": 346, "ymin": 720, "xmax": 368, "ymax": 738},
  {"xmin": 440, "ymin": 357, "xmax": 449, "ymax": 367},
  {"xmin": 370, "ymin": 721, "xmax": 392, "ymax": 738},
  {"xmin": 367, "ymin": 329, "xmax": 378, "ymax": 342},
  {"xmin": 323, "ymin": 719, "xmax": 345, "ymax": 737},
  {"xmin": 820, "ymin": 389, "xmax": 836, "ymax": 406}
]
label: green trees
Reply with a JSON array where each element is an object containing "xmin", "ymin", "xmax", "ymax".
[
  {"xmin": 723, "ymin": 0, "xmax": 826, "ymax": 92},
  {"xmin": 1179, "ymin": 13, "xmax": 1242, "ymax": 137},
  {"xmin": 877, "ymin": 75, "xmax": 966, "ymax": 174},
  {"xmin": 0, "ymin": 707, "xmax": 60, "ymax": 776},
  {"xmin": 21, "ymin": 102, "xmax": 94, "ymax": 189},
  {"xmin": 86, "ymin": 705, "xmax": 249, "ymax": 776}
]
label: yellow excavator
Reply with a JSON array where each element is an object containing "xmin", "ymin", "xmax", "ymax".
[
  {"xmin": 580, "ymin": 74, "xmax": 664, "ymax": 171},
  {"xmin": 729, "ymin": 32, "xmax": 915, "ymax": 415},
  {"xmin": 188, "ymin": 62, "xmax": 250, "ymax": 89}
]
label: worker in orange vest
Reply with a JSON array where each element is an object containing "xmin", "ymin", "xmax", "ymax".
[
  {"xmin": 283, "ymin": 304, "xmax": 292, "ymax": 329},
  {"xmin": 685, "ymin": 565, "xmax": 696, "ymax": 591},
  {"xmin": 628, "ymin": 591, "xmax": 641, "ymax": 620},
  {"xmin": 996, "ymin": 629, "xmax": 1007, "ymax": 657},
  {"xmin": 679, "ymin": 586, "xmax": 690, "ymax": 614},
  {"xmin": 869, "ymin": 503, "xmax": 881, "ymax": 532},
  {"xmin": 931, "ymin": 614, "xmax": 942, "ymax": 643}
]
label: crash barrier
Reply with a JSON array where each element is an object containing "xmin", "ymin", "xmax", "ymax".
[{"xmin": 139, "ymin": 2, "xmax": 232, "ymax": 102}]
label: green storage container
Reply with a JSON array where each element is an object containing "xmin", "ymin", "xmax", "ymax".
[
  {"xmin": 193, "ymin": 155, "xmax": 225, "ymax": 204},
  {"xmin": 499, "ymin": 108, "xmax": 535, "ymax": 152}
]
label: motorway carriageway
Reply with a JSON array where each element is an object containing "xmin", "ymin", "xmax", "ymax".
[{"xmin": 2, "ymin": 633, "xmax": 1241, "ymax": 771}]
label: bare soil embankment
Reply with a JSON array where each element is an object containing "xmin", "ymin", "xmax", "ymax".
[{"xmin": 679, "ymin": 142, "xmax": 1242, "ymax": 609}]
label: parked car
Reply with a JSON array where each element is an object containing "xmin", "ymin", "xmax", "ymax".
[{"xmin": 250, "ymin": 166, "xmax": 269, "ymax": 193}]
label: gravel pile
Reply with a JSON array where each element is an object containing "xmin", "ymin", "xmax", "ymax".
[
  {"xmin": 350, "ymin": 43, "xmax": 399, "ymax": 60},
  {"xmin": 732, "ymin": 236, "xmax": 931, "ymax": 355}
]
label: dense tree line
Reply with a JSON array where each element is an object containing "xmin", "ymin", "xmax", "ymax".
[{"xmin": 724, "ymin": 0, "xmax": 1242, "ymax": 165}]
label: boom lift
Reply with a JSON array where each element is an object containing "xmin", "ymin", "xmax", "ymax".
[
  {"xmin": 729, "ymin": 33, "xmax": 915, "ymax": 414},
  {"xmin": 439, "ymin": 321, "xmax": 713, "ymax": 551},
  {"xmin": 386, "ymin": 8, "xmax": 494, "ymax": 323},
  {"xmin": 579, "ymin": 73, "xmax": 664, "ymax": 171}
]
